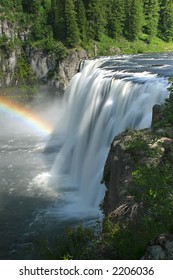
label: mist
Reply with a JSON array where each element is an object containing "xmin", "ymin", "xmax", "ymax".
[{"xmin": 0, "ymin": 93, "xmax": 63, "ymax": 137}]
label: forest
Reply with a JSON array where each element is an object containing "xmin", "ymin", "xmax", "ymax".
[{"xmin": 1, "ymin": 0, "xmax": 173, "ymax": 51}]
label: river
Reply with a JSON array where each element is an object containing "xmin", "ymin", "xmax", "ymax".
[{"xmin": 0, "ymin": 52, "xmax": 173, "ymax": 259}]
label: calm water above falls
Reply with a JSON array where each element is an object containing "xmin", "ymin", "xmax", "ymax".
[{"xmin": 0, "ymin": 53, "xmax": 173, "ymax": 259}]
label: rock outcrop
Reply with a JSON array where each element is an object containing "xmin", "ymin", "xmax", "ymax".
[
  {"xmin": 102, "ymin": 101, "xmax": 173, "ymax": 259},
  {"xmin": 0, "ymin": 19, "xmax": 87, "ymax": 93},
  {"xmin": 25, "ymin": 47, "xmax": 87, "ymax": 92},
  {"xmin": 0, "ymin": 19, "xmax": 18, "ymax": 39},
  {"xmin": 143, "ymin": 233, "xmax": 173, "ymax": 260},
  {"xmin": 103, "ymin": 133, "xmax": 135, "ymax": 215},
  {"xmin": 102, "ymin": 130, "xmax": 149, "ymax": 217}
]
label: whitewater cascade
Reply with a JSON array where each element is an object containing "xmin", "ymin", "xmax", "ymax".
[{"xmin": 47, "ymin": 57, "xmax": 170, "ymax": 218}]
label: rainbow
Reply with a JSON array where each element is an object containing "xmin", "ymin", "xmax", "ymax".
[{"xmin": 0, "ymin": 96, "xmax": 53, "ymax": 135}]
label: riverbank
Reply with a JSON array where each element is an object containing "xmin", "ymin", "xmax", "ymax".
[{"xmin": 85, "ymin": 34, "xmax": 173, "ymax": 57}]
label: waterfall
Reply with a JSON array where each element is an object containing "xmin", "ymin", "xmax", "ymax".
[{"xmin": 46, "ymin": 57, "xmax": 170, "ymax": 218}]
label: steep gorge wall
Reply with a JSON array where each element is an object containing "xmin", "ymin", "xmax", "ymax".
[
  {"xmin": 102, "ymin": 103, "xmax": 173, "ymax": 259},
  {"xmin": 0, "ymin": 19, "xmax": 87, "ymax": 93},
  {"xmin": 102, "ymin": 104, "xmax": 173, "ymax": 218},
  {"xmin": 25, "ymin": 46, "xmax": 87, "ymax": 92}
]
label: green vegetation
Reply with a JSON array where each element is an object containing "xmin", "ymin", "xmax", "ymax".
[
  {"xmin": 1, "ymin": 0, "xmax": 173, "ymax": 55},
  {"xmin": 153, "ymin": 87, "xmax": 173, "ymax": 130},
  {"xmin": 38, "ymin": 225, "xmax": 104, "ymax": 260},
  {"xmin": 96, "ymin": 34, "xmax": 173, "ymax": 57},
  {"xmin": 15, "ymin": 55, "xmax": 35, "ymax": 83},
  {"xmin": 143, "ymin": 0, "xmax": 160, "ymax": 41},
  {"xmin": 0, "ymin": 0, "xmax": 173, "ymax": 92}
]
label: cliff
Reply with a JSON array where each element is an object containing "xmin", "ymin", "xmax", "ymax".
[
  {"xmin": 102, "ymin": 97, "xmax": 173, "ymax": 259},
  {"xmin": 0, "ymin": 19, "xmax": 87, "ymax": 95}
]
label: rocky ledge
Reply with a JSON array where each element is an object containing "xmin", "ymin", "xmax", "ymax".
[
  {"xmin": 0, "ymin": 45, "xmax": 87, "ymax": 93},
  {"xmin": 0, "ymin": 19, "xmax": 87, "ymax": 93},
  {"xmin": 25, "ymin": 47, "xmax": 87, "ymax": 92},
  {"xmin": 102, "ymin": 100, "xmax": 173, "ymax": 259},
  {"xmin": 143, "ymin": 233, "xmax": 173, "ymax": 260}
]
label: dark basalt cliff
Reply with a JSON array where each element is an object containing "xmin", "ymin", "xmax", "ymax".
[{"xmin": 102, "ymin": 101, "xmax": 173, "ymax": 259}]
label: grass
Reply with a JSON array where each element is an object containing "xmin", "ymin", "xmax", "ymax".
[{"xmin": 87, "ymin": 34, "xmax": 173, "ymax": 57}]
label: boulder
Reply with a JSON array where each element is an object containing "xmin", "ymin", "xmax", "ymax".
[{"xmin": 143, "ymin": 233, "xmax": 173, "ymax": 260}]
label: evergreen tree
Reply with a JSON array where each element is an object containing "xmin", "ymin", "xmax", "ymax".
[
  {"xmin": 143, "ymin": 0, "xmax": 159, "ymax": 39},
  {"xmin": 51, "ymin": 0, "xmax": 65, "ymax": 41},
  {"xmin": 159, "ymin": 0, "xmax": 173, "ymax": 41},
  {"xmin": 82, "ymin": 0, "xmax": 89, "ymax": 9},
  {"xmin": 42, "ymin": 0, "xmax": 51, "ymax": 11},
  {"xmin": 86, "ymin": 0, "xmax": 106, "ymax": 40},
  {"xmin": 124, "ymin": 0, "xmax": 144, "ymax": 40},
  {"xmin": 64, "ymin": 0, "xmax": 80, "ymax": 47},
  {"xmin": 75, "ymin": 0, "xmax": 87, "ymax": 42},
  {"xmin": 3, "ymin": 0, "xmax": 173, "ymax": 50},
  {"xmin": 22, "ymin": 0, "xmax": 41, "ymax": 14},
  {"xmin": 31, "ymin": 14, "xmax": 47, "ymax": 41},
  {"xmin": 106, "ymin": 0, "xmax": 125, "ymax": 39},
  {"xmin": 51, "ymin": 0, "xmax": 79, "ymax": 46}
]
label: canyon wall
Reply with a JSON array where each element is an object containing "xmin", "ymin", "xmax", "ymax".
[{"xmin": 0, "ymin": 19, "xmax": 87, "ymax": 94}]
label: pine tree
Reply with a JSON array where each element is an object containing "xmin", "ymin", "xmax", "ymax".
[
  {"xmin": 143, "ymin": 0, "xmax": 159, "ymax": 39},
  {"xmin": 106, "ymin": 0, "xmax": 125, "ymax": 39},
  {"xmin": 64, "ymin": 0, "xmax": 80, "ymax": 47},
  {"xmin": 42, "ymin": 0, "xmax": 51, "ymax": 10},
  {"xmin": 86, "ymin": 0, "xmax": 105, "ymax": 40},
  {"xmin": 82, "ymin": 0, "xmax": 89, "ymax": 9},
  {"xmin": 51, "ymin": 0, "xmax": 65, "ymax": 41},
  {"xmin": 22, "ymin": 0, "xmax": 41, "ymax": 14},
  {"xmin": 124, "ymin": 0, "xmax": 144, "ymax": 40},
  {"xmin": 159, "ymin": 0, "xmax": 173, "ymax": 41},
  {"xmin": 51, "ymin": 0, "xmax": 79, "ymax": 46},
  {"xmin": 75, "ymin": 0, "xmax": 87, "ymax": 42}
]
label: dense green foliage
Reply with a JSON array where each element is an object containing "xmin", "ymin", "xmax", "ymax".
[
  {"xmin": 1, "ymin": 0, "xmax": 173, "ymax": 52},
  {"xmin": 158, "ymin": 0, "xmax": 173, "ymax": 41},
  {"xmin": 143, "ymin": 0, "xmax": 159, "ymax": 42}
]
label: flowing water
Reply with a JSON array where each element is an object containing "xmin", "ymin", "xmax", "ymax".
[{"xmin": 0, "ymin": 53, "xmax": 173, "ymax": 259}]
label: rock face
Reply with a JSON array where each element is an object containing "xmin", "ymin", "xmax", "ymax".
[
  {"xmin": 55, "ymin": 48, "xmax": 87, "ymax": 91},
  {"xmin": 103, "ymin": 105, "xmax": 173, "ymax": 219},
  {"xmin": 25, "ymin": 47, "xmax": 87, "ymax": 92},
  {"xmin": 143, "ymin": 233, "xmax": 173, "ymax": 260},
  {"xmin": 0, "ymin": 19, "xmax": 18, "ymax": 38},
  {"xmin": 0, "ymin": 49, "xmax": 20, "ymax": 87},
  {"xmin": 102, "ymin": 102, "xmax": 173, "ymax": 259},
  {"xmin": 102, "ymin": 131, "xmax": 147, "ymax": 224},
  {"xmin": 0, "ymin": 19, "xmax": 87, "ymax": 92},
  {"xmin": 103, "ymin": 133, "xmax": 134, "ymax": 215}
]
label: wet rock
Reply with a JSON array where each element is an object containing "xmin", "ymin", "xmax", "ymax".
[
  {"xmin": 152, "ymin": 104, "xmax": 162, "ymax": 125},
  {"xmin": 102, "ymin": 132, "xmax": 136, "ymax": 215},
  {"xmin": 143, "ymin": 233, "xmax": 173, "ymax": 260}
]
